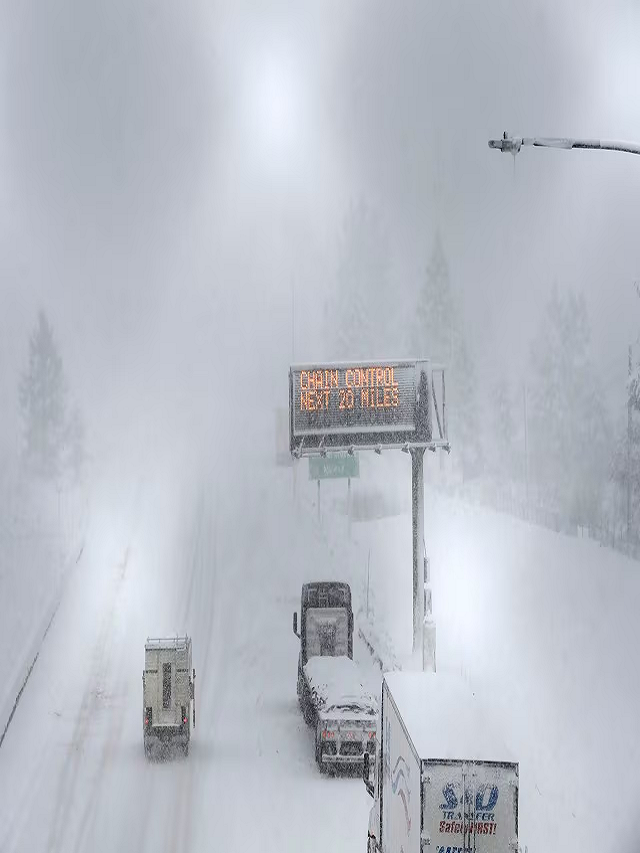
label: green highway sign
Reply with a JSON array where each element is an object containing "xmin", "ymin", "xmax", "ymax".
[{"xmin": 308, "ymin": 453, "xmax": 360, "ymax": 480}]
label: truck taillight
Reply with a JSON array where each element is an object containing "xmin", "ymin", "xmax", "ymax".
[
  {"xmin": 181, "ymin": 706, "xmax": 187, "ymax": 725},
  {"xmin": 322, "ymin": 730, "xmax": 336, "ymax": 739},
  {"xmin": 145, "ymin": 707, "xmax": 152, "ymax": 727},
  {"xmin": 368, "ymin": 731, "xmax": 376, "ymax": 739}
]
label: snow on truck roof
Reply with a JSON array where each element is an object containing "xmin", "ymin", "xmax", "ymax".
[
  {"xmin": 145, "ymin": 636, "xmax": 191, "ymax": 650},
  {"xmin": 384, "ymin": 671, "xmax": 516, "ymax": 765},
  {"xmin": 304, "ymin": 656, "xmax": 377, "ymax": 711}
]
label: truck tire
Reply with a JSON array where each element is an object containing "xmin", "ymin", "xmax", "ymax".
[
  {"xmin": 315, "ymin": 725, "xmax": 331, "ymax": 774},
  {"xmin": 183, "ymin": 741, "xmax": 189, "ymax": 758},
  {"xmin": 315, "ymin": 738, "xmax": 326, "ymax": 773},
  {"xmin": 144, "ymin": 740, "xmax": 151, "ymax": 760},
  {"xmin": 301, "ymin": 684, "xmax": 314, "ymax": 725}
]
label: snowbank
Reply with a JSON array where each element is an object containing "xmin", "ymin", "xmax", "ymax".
[
  {"xmin": 297, "ymin": 461, "xmax": 640, "ymax": 853},
  {"xmin": 0, "ymin": 477, "xmax": 87, "ymax": 739}
]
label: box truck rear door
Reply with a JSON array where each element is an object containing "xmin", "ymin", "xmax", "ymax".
[
  {"xmin": 158, "ymin": 653, "xmax": 177, "ymax": 725},
  {"xmin": 423, "ymin": 761, "xmax": 518, "ymax": 852}
]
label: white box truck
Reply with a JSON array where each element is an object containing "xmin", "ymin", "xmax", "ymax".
[
  {"xmin": 363, "ymin": 672, "xmax": 519, "ymax": 853},
  {"xmin": 142, "ymin": 636, "xmax": 195, "ymax": 758}
]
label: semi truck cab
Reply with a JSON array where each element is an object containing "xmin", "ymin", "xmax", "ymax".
[{"xmin": 293, "ymin": 581, "xmax": 353, "ymax": 719}]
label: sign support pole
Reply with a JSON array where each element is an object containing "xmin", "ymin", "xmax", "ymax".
[
  {"xmin": 290, "ymin": 361, "xmax": 447, "ymax": 668},
  {"xmin": 423, "ymin": 555, "xmax": 436, "ymax": 672},
  {"xmin": 292, "ymin": 460, "xmax": 297, "ymax": 505},
  {"xmin": 411, "ymin": 447, "xmax": 425, "ymax": 655}
]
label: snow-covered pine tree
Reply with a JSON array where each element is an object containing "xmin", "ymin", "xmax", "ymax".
[
  {"xmin": 18, "ymin": 310, "xmax": 68, "ymax": 481},
  {"xmin": 412, "ymin": 231, "xmax": 455, "ymax": 364},
  {"xmin": 414, "ymin": 232, "xmax": 483, "ymax": 480},
  {"xmin": 610, "ymin": 412, "xmax": 640, "ymax": 540},
  {"xmin": 62, "ymin": 405, "xmax": 85, "ymax": 485},
  {"xmin": 327, "ymin": 199, "xmax": 392, "ymax": 361},
  {"xmin": 613, "ymin": 288, "xmax": 640, "ymax": 543},
  {"xmin": 452, "ymin": 339, "xmax": 484, "ymax": 481},
  {"xmin": 489, "ymin": 376, "xmax": 517, "ymax": 480},
  {"xmin": 528, "ymin": 285, "xmax": 610, "ymax": 526}
]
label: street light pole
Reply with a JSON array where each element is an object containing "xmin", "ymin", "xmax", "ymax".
[{"xmin": 489, "ymin": 132, "xmax": 640, "ymax": 158}]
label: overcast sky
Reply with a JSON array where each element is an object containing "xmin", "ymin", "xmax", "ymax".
[{"xmin": 2, "ymin": 0, "xmax": 639, "ymax": 460}]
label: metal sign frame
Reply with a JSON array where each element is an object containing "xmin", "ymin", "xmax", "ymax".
[
  {"xmin": 289, "ymin": 359, "xmax": 448, "ymax": 458},
  {"xmin": 275, "ymin": 407, "xmax": 294, "ymax": 467}
]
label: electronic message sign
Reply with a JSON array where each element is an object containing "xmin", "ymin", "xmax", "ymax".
[{"xmin": 289, "ymin": 359, "xmax": 446, "ymax": 455}]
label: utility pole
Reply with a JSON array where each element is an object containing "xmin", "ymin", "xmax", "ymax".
[
  {"xmin": 411, "ymin": 447, "xmax": 425, "ymax": 654},
  {"xmin": 628, "ymin": 345, "xmax": 633, "ymax": 547},
  {"xmin": 291, "ymin": 275, "xmax": 297, "ymax": 506},
  {"xmin": 523, "ymin": 383, "xmax": 529, "ymax": 514},
  {"xmin": 291, "ymin": 275, "xmax": 295, "ymax": 363}
]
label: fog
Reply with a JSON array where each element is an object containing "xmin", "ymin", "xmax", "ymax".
[
  {"xmin": 1, "ymin": 0, "xmax": 640, "ymax": 479},
  {"xmin": 3, "ymin": 6, "xmax": 640, "ymax": 850}
]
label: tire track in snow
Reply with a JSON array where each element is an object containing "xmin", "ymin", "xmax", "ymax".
[
  {"xmin": 164, "ymin": 758, "xmax": 195, "ymax": 853},
  {"xmin": 154, "ymin": 484, "xmax": 209, "ymax": 853},
  {"xmin": 120, "ymin": 764, "xmax": 155, "ymax": 853},
  {"xmin": 168, "ymin": 476, "xmax": 244, "ymax": 853},
  {"xmin": 182, "ymin": 478, "xmax": 233, "ymax": 738},
  {"xmin": 70, "ymin": 668, "xmax": 129, "ymax": 853},
  {"xmin": 46, "ymin": 548, "xmax": 130, "ymax": 853},
  {"xmin": 113, "ymin": 478, "xmax": 201, "ymax": 853},
  {"xmin": 164, "ymin": 476, "xmax": 229, "ymax": 853},
  {"xmin": 132, "ymin": 478, "xmax": 219, "ymax": 853},
  {"xmin": 68, "ymin": 551, "xmax": 135, "ymax": 852},
  {"xmin": 179, "ymin": 486, "xmax": 205, "ymax": 632}
]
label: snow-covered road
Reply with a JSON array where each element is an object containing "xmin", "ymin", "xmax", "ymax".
[
  {"xmin": 336, "ymin": 452, "xmax": 640, "ymax": 853},
  {"xmin": 0, "ymin": 448, "xmax": 376, "ymax": 853},
  {"xmin": 5, "ymin": 432, "xmax": 639, "ymax": 853}
]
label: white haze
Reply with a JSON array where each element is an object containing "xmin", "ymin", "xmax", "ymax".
[
  {"xmin": 2, "ymin": 0, "xmax": 640, "ymax": 482},
  {"xmin": 1, "ymin": 5, "xmax": 640, "ymax": 852}
]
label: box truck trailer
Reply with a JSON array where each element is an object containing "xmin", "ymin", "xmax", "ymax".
[
  {"xmin": 143, "ymin": 636, "xmax": 195, "ymax": 758},
  {"xmin": 364, "ymin": 672, "xmax": 519, "ymax": 853}
]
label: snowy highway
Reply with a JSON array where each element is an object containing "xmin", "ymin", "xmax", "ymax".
[
  {"xmin": 3, "ymin": 433, "xmax": 640, "ymax": 853},
  {"xmin": 4, "ymin": 3, "xmax": 640, "ymax": 851},
  {"xmin": 0, "ymin": 446, "xmax": 376, "ymax": 853}
]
